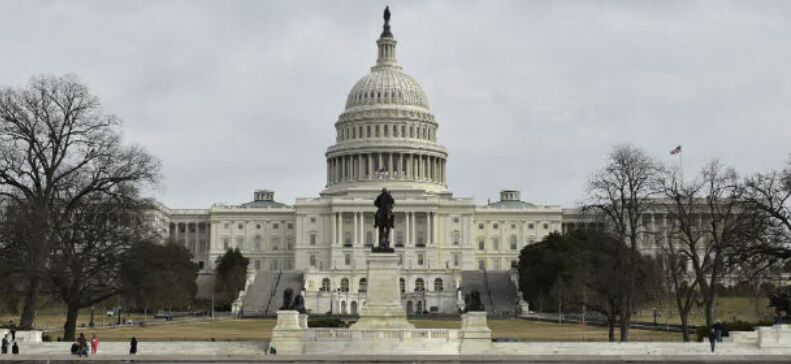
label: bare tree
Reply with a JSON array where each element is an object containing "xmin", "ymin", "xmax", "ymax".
[
  {"xmin": 49, "ymin": 187, "xmax": 157, "ymax": 340},
  {"xmin": 658, "ymin": 160, "xmax": 762, "ymax": 331},
  {"xmin": 743, "ymin": 157, "xmax": 791, "ymax": 261},
  {"xmin": 0, "ymin": 74, "xmax": 160, "ymax": 328},
  {"xmin": 584, "ymin": 144, "xmax": 659, "ymax": 341},
  {"xmin": 655, "ymin": 166, "xmax": 703, "ymax": 341}
]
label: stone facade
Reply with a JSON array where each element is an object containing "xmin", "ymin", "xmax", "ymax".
[{"xmin": 155, "ymin": 18, "xmax": 573, "ymax": 314}]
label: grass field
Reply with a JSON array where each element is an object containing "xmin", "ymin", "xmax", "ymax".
[
  {"xmin": 33, "ymin": 318, "xmax": 679, "ymax": 342},
  {"xmin": 632, "ymin": 296, "xmax": 774, "ymax": 325},
  {"xmin": 1, "ymin": 295, "xmax": 768, "ymax": 342}
]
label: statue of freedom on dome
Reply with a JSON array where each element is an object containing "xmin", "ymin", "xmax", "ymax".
[{"xmin": 373, "ymin": 188, "xmax": 395, "ymax": 253}]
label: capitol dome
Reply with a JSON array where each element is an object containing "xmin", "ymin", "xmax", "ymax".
[
  {"xmin": 323, "ymin": 7, "xmax": 449, "ymax": 197},
  {"xmin": 345, "ymin": 69, "xmax": 429, "ymax": 110}
]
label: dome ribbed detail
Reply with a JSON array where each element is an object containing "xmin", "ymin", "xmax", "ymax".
[{"xmin": 344, "ymin": 69, "xmax": 429, "ymax": 110}]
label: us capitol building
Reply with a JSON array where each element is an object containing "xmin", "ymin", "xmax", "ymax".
[{"xmin": 160, "ymin": 12, "xmax": 604, "ymax": 316}]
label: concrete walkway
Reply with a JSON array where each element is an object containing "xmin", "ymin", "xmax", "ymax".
[{"xmin": 2, "ymin": 341, "xmax": 791, "ymax": 362}]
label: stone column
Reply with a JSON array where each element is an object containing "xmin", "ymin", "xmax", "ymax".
[
  {"xmin": 410, "ymin": 212, "xmax": 416, "ymax": 246},
  {"xmin": 359, "ymin": 154, "xmax": 365, "ymax": 181},
  {"xmin": 368, "ymin": 153, "xmax": 373, "ymax": 180},
  {"xmin": 353, "ymin": 212, "xmax": 359, "ymax": 246},
  {"xmin": 331, "ymin": 213, "xmax": 337, "ymax": 245},
  {"xmin": 388, "ymin": 153, "xmax": 393, "ymax": 179},
  {"xmin": 427, "ymin": 212, "xmax": 432, "ymax": 245},
  {"xmin": 405, "ymin": 211, "xmax": 411, "ymax": 247},
  {"xmin": 433, "ymin": 212, "xmax": 439, "ymax": 246},
  {"xmin": 338, "ymin": 212, "xmax": 344, "ymax": 246},
  {"xmin": 378, "ymin": 153, "xmax": 383, "ymax": 172},
  {"xmin": 360, "ymin": 212, "xmax": 365, "ymax": 246}
]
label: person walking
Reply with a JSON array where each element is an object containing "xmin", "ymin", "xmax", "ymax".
[
  {"xmin": 1, "ymin": 335, "xmax": 8, "ymax": 354},
  {"xmin": 129, "ymin": 337, "xmax": 137, "ymax": 355},
  {"xmin": 713, "ymin": 320, "xmax": 724, "ymax": 342},
  {"xmin": 8, "ymin": 321, "xmax": 16, "ymax": 341},
  {"xmin": 708, "ymin": 327, "xmax": 717, "ymax": 353},
  {"xmin": 91, "ymin": 334, "xmax": 99, "ymax": 355}
]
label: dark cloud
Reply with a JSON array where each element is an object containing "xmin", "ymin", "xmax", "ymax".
[{"xmin": 1, "ymin": 0, "xmax": 789, "ymax": 208}]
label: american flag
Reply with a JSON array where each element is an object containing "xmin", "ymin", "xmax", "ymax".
[{"xmin": 670, "ymin": 145, "xmax": 682, "ymax": 155}]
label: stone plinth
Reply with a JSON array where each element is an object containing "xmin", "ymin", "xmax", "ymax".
[
  {"xmin": 351, "ymin": 253, "xmax": 414, "ymax": 329},
  {"xmin": 757, "ymin": 324, "xmax": 791, "ymax": 348},
  {"xmin": 269, "ymin": 310, "xmax": 305, "ymax": 354},
  {"xmin": 460, "ymin": 311, "xmax": 492, "ymax": 353}
]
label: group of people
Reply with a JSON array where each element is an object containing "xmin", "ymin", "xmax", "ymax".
[
  {"xmin": 70, "ymin": 333, "xmax": 99, "ymax": 357},
  {"xmin": 1, "ymin": 321, "xmax": 19, "ymax": 355}
]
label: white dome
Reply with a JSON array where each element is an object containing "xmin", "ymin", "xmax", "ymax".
[{"xmin": 344, "ymin": 68, "xmax": 429, "ymax": 110}]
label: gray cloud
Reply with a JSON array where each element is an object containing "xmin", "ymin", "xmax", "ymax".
[{"xmin": 1, "ymin": 0, "xmax": 789, "ymax": 208}]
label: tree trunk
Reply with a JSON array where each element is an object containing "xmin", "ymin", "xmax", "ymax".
[
  {"xmin": 619, "ymin": 310, "xmax": 631, "ymax": 342},
  {"xmin": 680, "ymin": 313, "xmax": 690, "ymax": 342},
  {"xmin": 608, "ymin": 316, "xmax": 616, "ymax": 342},
  {"xmin": 18, "ymin": 277, "xmax": 40, "ymax": 329},
  {"xmin": 63, "ymin": 303, "xmax": 80, "ymax": 341},
  {"xmin": 705, "ymin": 292, "xmax": 716, "ymax": 331}
]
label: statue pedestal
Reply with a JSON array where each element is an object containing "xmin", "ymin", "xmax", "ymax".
[{"xmin": 351, "ymin": 253, "xmax": 414, "ymax": 329}]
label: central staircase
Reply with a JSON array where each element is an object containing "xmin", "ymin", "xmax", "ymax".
[{"xmin": 241, "ymin": 271, "xmax": 304, "ymax": 316}]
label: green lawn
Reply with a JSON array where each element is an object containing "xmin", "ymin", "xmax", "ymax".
[{"xmin": 633, "ymin": 296, "xmax": 774, "ymax": 326}]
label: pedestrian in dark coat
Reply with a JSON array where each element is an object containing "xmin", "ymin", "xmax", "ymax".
[
  {"xmin": 1, "ymin": 335, "xmax": 8, "ymax": 354},
  {"xmin": 11, "ymin": 342, "xmax": 18, "ymax": 355},
  {"xmin": 8, "ymin": 322, "xmax": 16, "ymax": 341},
  {"xmin": 129, "ymin": 337, "xmax": 137, "ymax": 355},
  {"xmin": 708, "ymin": 327, "xmax": 717, "ymax": 353},
  {"xmin": 713, "ymin": 320, "xmax": 724, "ymax": 342}
]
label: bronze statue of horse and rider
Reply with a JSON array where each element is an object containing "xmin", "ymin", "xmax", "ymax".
[{"xmin": 373, "ymin": 188, "xmax": 395, "ymax": 253}]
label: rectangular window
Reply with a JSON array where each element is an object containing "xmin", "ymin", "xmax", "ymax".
[
  {"xmin": 396, "ymin": 232, "xmax": 404, "ymax": 246},
  {"xmin": 310, "ymin": 254, "xmax": 316, "ymax": 267},
  {"xmin": 478, "ymin": 240, "xmax": 484, "ymax": 250},
  {"xmin": 417, "ymin": 253, "xmax": 424, "ymax": 266},
  {"xmin": 273, "ymin": 223, "xmax": 279, "ymax": 229},
  {"xmin": 493, "ymin": 238, "xmax": 499, "ymax": 250},
  {"xmin": 511, "ymin": 260, "xmax": 518, "ymax": 268},
  {"xmin": 375, "ymin": 125, "xmax": 380, "ymax": 137},
  {"xmin": 493, "ymin": 223, "xmax": 499, "ymax": 229},
  {"xmin": 223, "ymin": 239, "xmax": 229, "ymax": 250},
  {"xmin": 478, "ymin": 260, "xmax": 485, "ymax": 270},
  {"xmin": 287, "ymin": 223, "xmax": 293, "ymax": 229},
  {"xmin": 310, "ymin": 234, "xmax": 317, "ymax": 246},
  {"xmin": 478, "ymin": 223, "xmax": 484, "ymax": 230},
  {"xmin": 543, "ymin": 223, "xmax": 549, "ymax": 229},
  {"xmin": 272, "ymin": 260, "xmax": 279, "ymax": 270},
  {"xmin": 366, "ymin": 232, "xmax": 373, "ymax": 246},
  {"xmin": 238, "ymin": 223, "xmax": 243, "ymax": 229},
  {"xmin": 384, "ymin": 125, "xmax": 389, "ymax": 136},
  {"xmin": 417, "ymin": 232, "xmax": 424, "ymax": 246},
  {"xmin": 310, "ymin": 217, "xmax": 316, "ymax": 223},
  {"xmin": 453, "ymin": 253, "xmax": 460, "ymax": 267},
  {"xmin": 528, "ymin": 223, "xmax": 535, "ymax": 229},
  {"xmin": 345, "ymin": 254, "xmax": 351, "ymax": 266},
  {"xmin": 255, "ymin": 241, "xmax": 261, "ymax": 251}
]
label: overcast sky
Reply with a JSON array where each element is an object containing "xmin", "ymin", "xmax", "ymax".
[{"xmin": 1, "ymin": 1, "xmax": 789, "ymax": 208}]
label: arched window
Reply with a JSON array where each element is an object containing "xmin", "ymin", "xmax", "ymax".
[
  {"xmin": 414, "ymin": 278, "xmax": 425, "ymax": 292},
  {"xmin": 358, "ymin": 278, "xmax": 367, "ymax": 293},
  {"xmin": 399, "ymin": 278, "xmax": 406, "ymax": 293},
  {"xmin": 510, "ymin": 235, "xmax": 518, "ymax": 250},
  {"xmin": 340, "ymin": 278, "xmax": 349, "ymax": 292},
  {"xmin": 320, "ymin": 278, "xmax": 331, "ymax": 292},
  {"xmin": 434, "ymin": 278, "xmax": 443, "ymax": 292}
]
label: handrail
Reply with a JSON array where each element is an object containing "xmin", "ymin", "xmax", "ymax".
[{"xmin": 263, "ymin": 270, "xmax": 283, "ymax": 314}]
